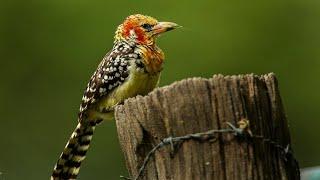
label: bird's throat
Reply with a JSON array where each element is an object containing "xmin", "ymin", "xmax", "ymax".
[{"xmin": 138, "ymin": 45, "xmax": 164, "ymax": 74}]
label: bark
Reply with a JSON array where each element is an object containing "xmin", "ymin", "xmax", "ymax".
[{"xmin": 115, "ymin": 73, "xmax": 300, "ymax": 180}]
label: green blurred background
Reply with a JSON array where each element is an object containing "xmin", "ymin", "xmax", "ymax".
[{"xmin": 1, "ymin": 0, "xmax": 319, "ymax": 179}]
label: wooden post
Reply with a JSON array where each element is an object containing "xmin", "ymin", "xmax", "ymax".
[{"xmin": 115, "ymin": 74, "xmax": 300, "ymax": 180}]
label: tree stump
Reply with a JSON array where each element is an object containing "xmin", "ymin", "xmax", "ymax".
[{"xmin": 115, "ymin": 73, "xmax": 300, "ymax": 180}]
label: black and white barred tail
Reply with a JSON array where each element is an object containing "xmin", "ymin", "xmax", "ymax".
[{"xmin": 51, "ymin": 122, "xmax": 96, "ymax": 180}]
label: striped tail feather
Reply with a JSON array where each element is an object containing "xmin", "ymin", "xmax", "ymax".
[{"xmin": 51, "ymin": 122, "xmax": 96, "ymax": 179}]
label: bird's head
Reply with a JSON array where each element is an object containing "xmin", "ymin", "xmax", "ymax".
[{"xmin": 115, "ymin": 14, "xmax": 179, "ymax": 45}]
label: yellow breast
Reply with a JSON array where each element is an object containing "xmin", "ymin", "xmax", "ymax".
[
  {"xmin": 88, "ymin": 64, "xmax": 161, "ymax": 121},
  {"xmin": 106, "ymin": 66, "xmax": 161, "ymax": 105}
]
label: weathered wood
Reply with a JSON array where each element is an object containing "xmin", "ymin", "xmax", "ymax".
[{"xmin": 115, "ymin": 73, "xmax": 300, "ymax": 180}]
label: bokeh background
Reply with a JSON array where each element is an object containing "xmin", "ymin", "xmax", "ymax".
[{"xmin": 1, "ymin": 0, "xmax": 319, "ymax": 179}]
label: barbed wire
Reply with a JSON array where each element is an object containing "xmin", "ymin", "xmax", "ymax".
[{"xmin": 120, "ymin": 119, "xmax": 297, "ymax": 180}]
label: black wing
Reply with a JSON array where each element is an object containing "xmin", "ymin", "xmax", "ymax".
[{"xmin": 78, "ymin": 42, "xmax": 138, "ymax": 121}]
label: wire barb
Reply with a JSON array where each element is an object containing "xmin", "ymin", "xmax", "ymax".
[{"xmin": 120, "ymin": 119, "xmax": 297, "ymax": 180}]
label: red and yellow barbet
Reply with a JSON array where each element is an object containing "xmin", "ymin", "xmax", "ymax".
[{"xmin": 51, "ymin": 14, "xmax": 179, "ymax": 179}]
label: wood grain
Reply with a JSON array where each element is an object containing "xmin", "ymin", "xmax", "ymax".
[{"xmin": 115, "ymin": 73, "xmax": 300, "ymax": 180}]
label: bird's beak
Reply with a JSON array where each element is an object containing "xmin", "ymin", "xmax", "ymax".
[{"xmin": 152, "ymin": 22, "xmax": 180, "ymax": 36}]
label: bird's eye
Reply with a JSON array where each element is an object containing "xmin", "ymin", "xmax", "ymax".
[{"xmin": 141, "ymin": 23, "xmax": 153, "ymax": 31}]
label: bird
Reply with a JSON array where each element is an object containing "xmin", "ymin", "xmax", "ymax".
[{"xmin": 51, "ymin": 14, "xmax": 179, "ymax": 179}]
